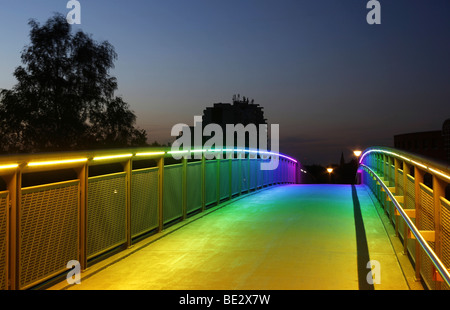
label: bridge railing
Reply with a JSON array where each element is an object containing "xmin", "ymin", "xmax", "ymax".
[
  {"xmin": 0, "ymin": 147, "xmax": 299, "ymax": 290},
  {"xmin": 358, "ymin": 146, "xmax": 450, "ymax": 290}
]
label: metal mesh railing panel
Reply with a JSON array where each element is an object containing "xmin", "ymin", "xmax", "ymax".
[
  {"xmin": 87, "ymin": 173, "xmax": 127, "ymax": 259},
  {"xmin": 397, "ymin": 170, "xmax": 406, "ymax": 239},
  {"xmin": 258, "ymin": 159, "xmax": 264, "ymax": 187},
  {"xmin": 231, "ymin": 159, "xmax": 240, "ymax": 195},
  {"xmin": 131, "ymin": 168, "xmax": 159, "ymax": 238},
  {"xmin": 390, "ymin": 165, "xmax": 395, "ymax": 185},
  {"xmin": 219, "ymin": 160, "xmax": 230, "ymax": 200},
  {"xmin": 186, "ymin": 162, "xmax": 202, "ymax": 213},
  {"xmin": 163, "ymin": 165, "xmax": 183, "ymax": 224},
  {"xmin": 249, "ymin": 159, "xmax": 257, "ymax": 190},
  {"xmin": 398, "ymin": 169, "xmax": 404, "ymax": 196},
  {"xmin": 205, "ymin": 161, "xmax": 217, "ymax": 205},
  {"xmin": 262, "ymin": 160, "xmax": 270, "ymax": 186},
  {"xmin": 406, "ymin": 174, "xmax": 416, "ymax": 259},
  {"xmin": 406, "ymin": 175, "xmax": 415, "ymax": 209},
  {"xmin": 20, "ymin": 181, "xmax": 79, "ymax": 289},
  {"xmin": 419, "ymin": 184, "xmax": 436, "ymax": 290},
  {"xmin": 241, "ymin": 159, "xmax": 249, "ymax": 192},
  {"xmin": 0, "ymin": 192, "xmax": 8, "ymax": 290}
]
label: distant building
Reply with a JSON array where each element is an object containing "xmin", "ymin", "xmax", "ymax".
[
  {"xmin": 173, "ymin": 95, "xmax": 269, "ymax": 151},
  {"xmin": 444, "ymin": 119, "xmax": 450, "ymax": 163},
  {"xmin": 394, "ymin": 119, "xmax": 450, "ymax": 163},
  {"xmin": 202, "ymin": 95, "xmax": 268, "ymax": 150}
]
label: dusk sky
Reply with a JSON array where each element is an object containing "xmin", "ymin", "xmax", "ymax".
[{"xmin": 1, "ymin": 1, "xmax": 449, "ymax": 165}]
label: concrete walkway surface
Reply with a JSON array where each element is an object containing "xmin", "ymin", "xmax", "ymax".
[{"xmin": 49, "ymin": 184, "xmax": 420, "ymax": 290}]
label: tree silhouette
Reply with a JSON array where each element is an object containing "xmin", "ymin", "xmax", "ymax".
[{"xmin": 0, "ymin": 13, "xmax": 147, "ymax": 153}]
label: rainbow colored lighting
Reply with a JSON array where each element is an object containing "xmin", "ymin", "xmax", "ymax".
[{"xmin": 359, "ymin": 149, "xmax": 450, "ymax": 182}]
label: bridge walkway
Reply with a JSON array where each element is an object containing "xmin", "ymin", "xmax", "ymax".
[{"xmin": 50, "ymin": 184, "xmax": 421, "ymax": 290}]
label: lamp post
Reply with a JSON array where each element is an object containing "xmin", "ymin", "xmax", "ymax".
[
  {"xmin": 327, "ymin": 167, "xmax": 333, "ymax": 183},
  {"xmin": 353, "ymin": 150, "xmax": 362, "ymax": 184}
]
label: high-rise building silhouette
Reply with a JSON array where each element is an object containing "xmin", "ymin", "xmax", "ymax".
[{"xmin": 202, "ymin": 95, "xmax": 268, "ymax": 150}]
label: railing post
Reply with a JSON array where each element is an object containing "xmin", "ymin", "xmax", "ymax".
[
  {"xmin": 123, "ymin": 158, "xmax": 132, "ymax": 248},
  {"xmin": 216, "ymin": 153, "xmax": 221, "ymax": 204},
  {"xmin": 402, "ymin": 161, "xmax": 410, "ymax": 254},
  {"xmin": 394, "ymin": 158, "xmax": 400, "ymax": 236},
  {"xmin": 433, "ymin": 175, "xmax": 445, "ymax": 290},
  {"xmin": 4, "ymin": 167, "xmax": 21, "ymax": 290},
  {"xmin": 386, "ymin": 156, "xmax": 391, "ymax": 184},
  {"xmin": 414, "ymin": 165, "xmax": 425, "ymax": 282},
  {"xmin": 247, "ymin": 155, "xmax": 252, "ymax": 191},
  {"xmin": 238, "ymin": 152, "xmax": 242, "ymax": 196},
  {"xmin": 75, "ymin": 163, "xmax": 88, "ymax": 271},
  {"xmin": 157, "ymin": 156, "xmax": 164, "ymax": 233},
  {"xmin": 182, "ymin": 157, "xmax": 187, "ymax": 220},
  {"xmin": 382, "ymin": 155, "xmax": 389, "ymax": 215},
  {"xmin": 228, "ymin": 156, "xmax": 232, "ymax": 200},
  {"xmin": 379, "ymin": 154, "xmax": 383, "ymax": 175},
  {"xmin": 201, "ymin": 153, "xmax": 206, "ymax": 212}
]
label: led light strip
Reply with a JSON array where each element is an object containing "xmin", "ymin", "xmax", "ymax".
[
  {"xmin": 135, "ymin": 152, "xmax": 166, "ymax": 157},
  {"xmin": 360, "ymin": 149, "xmax": 450, "ymax": 181},
  {"xmin": 0, "ymin": 164, "xmax": 19, "ymax": 170},
  {"xmin": 166, "ymin": 148, "xmax": 298, "ymax": 164},
  {"xmin": 167, "ymin": 150, "xmax": 189, "ymax": 155},
  {"xmin": 429, "ymin": 168, "xmax": 450, "ymax": 181},
  {"xmin": 1, "ymin": 148, "xmax": 298, "ymax": 168},
  {"xmin": 27, "ymin": 158, "xmax": 88, "ymax": 167},
  {"xmin": 93, "ymin": 154, "xmax": 133, "ymax": 161}
]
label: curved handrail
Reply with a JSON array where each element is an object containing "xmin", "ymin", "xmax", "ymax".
[
  {"xmin": 360, "ymin": 163, "xmax": 450, "ymax": 286},
  {"xmin": 0, "ymin": 146, "xmax": 298, "ymax": 172},
  {"xmin": 359, "ymin": 146, "xmax": 450, "ymax": 181}
]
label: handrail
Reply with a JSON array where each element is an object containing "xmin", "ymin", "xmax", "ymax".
[
  {"xmin": 0, "ymin": 145, "xmax": 299, "ymax": 289},
  {"xmin": 0, "ymin": 147, "xmax": 298, "ymax": 171},
  {"xmin": 359, "ymin": 146, "xmax": 450, "ymax": 181},
  {"xmin": 360, "ymin": 163, "xmax": 450, "ymax": 286}
]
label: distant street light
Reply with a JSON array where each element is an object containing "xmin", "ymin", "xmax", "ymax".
[
  {"xmin": 327, "ymin": 167, "xmax": 333, "ymax": 183},
  {"xmin": 353, "ymin": 150, "xmax": 362, "ymax": 185}
]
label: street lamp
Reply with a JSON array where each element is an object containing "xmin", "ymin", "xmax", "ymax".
[
  {"xmin": 353, "ymin": 150, "xmax": 362, "ymax": 184},
  {"xmin": 327, "ymin": 167, "xmax": 333, "ymax": 183},
  {"xmin": 353, "ymin": 150, "xmax": 362, "ymax": 157}
]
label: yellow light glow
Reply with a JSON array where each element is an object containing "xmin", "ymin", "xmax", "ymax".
[
  {"xmin": 429, "ymin": 168, "xmax": 450, "ymax": 181},
  {"xmin": 28, "ymin": 158, "xmax": 88, "ymax": 167},
  {"xmin": 135, "ymin": 152, "xmax": 166, "ymax": 157},
  {"xmin": 411, "ymin": 160, "xmax": 427, "ymax": 169},
  {"xmin": 93, "ymin": 154, "xmax": 133, "ymax": 161},
  {"xmin": 353, "ymin": 150, "xmax": 362, "ymax": 157},
  {"xmin": 327, "ymin": 168, "xmax": 334, "ymax": 173},
  {"xmin": 0, "ymin": 164, "xmax": 19, "ymax": 170},
  {"xmin": 399, "ymin": 155, "xmax": 411, "ymax": 162}
]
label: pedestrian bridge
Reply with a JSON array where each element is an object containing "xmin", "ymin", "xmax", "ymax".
[{"xmin": 0, "ymin": 147, "xmax": 449, "ymax": 290}]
